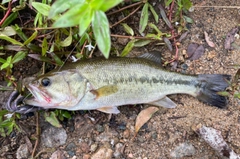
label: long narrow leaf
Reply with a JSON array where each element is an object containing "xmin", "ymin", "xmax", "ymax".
[
  {"xmin": 149, "ymin": 4, "xmax": 159, "ymax": 23},
  {"xmin": 120, "ymin": 39, "xmax": 136, "ymax": 57},
  {"xmin": 0, "ymin": 34, "xmax": 23, "ymax": 46},
  {"xmin": 23, "ymin": 30, "xmax": 38, "ymax": 45},
  {"xmin": 12, "ymin": 51, "xmax": 27, "ymax": 63},
  {"xmin": 122, "ymin": 23, "xmax": 134, "ymax": 36},
  {"xmin": 158, "ymin": 4, "xmax": 172, "ymax": 29},
  {"xmin": 139, "ymin": 3, "xmax": 149, "ymax": 33},
  {"xmin": 92, "ymin": 11, "xmax": 111, "ymax": 58},
  {"xmin": 42, "ymin": 37, "xmax": 48, "ymax": 56}
]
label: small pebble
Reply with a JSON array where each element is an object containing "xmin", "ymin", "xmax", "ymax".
[
  {"xmin": 91, "ymin": 147, "xmax": 113, "ymax": 159},
  {"xmin": 113, "ymin": 143, "xmax": 124, "ymax": 158},
  {"xmin": 41, "ymin": 126, "xmax": 67, "ymax": 147},
  {"xmin": 90, "ymin": 144, "xmax": 98, "ymax": 152},
  {"xmin": 96, "ymin": 124, "xmax": 104, "ymax": 133},
  {"xmin": 170, "ymin": 142, "xmax": 196, "ymax": 158},
  {"xmin": 123, "ymin": 129, "xmax": 130, "ymax": 138},
  {"xmin": 16, "ymin": 144, "xmax": 30, "ymax": 159}
]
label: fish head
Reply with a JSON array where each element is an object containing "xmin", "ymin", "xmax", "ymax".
[{"xmin": 23, "ymin": 70, "xmax": 88, "ymax": 109}]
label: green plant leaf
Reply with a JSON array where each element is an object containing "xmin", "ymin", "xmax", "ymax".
[
  {"xmin": 134, "ymin": 39, "xmax": 152, "ymax": 47},
  {"xmin": 49, "ymin": 52, "xmax": 64, "ymax": 66},
  {"xmin": 92, "ymin": 11, "xmax": 111, "ymax": 59},
  {"xmin": 149, "ymin": 4, "xmax": 159, "ymax": 23},
  {"xmin": 28, "ymin": 54, "xmax": 54, "ymax": 64},
  {"xmin": 0, "ymin": 58, "xmax": 6, "ymax": 63},
  {"xmin": 139, "ymin": 3, "xmax": 149, "ymax": 33},
  {"xmin": 99, "ymin": 0, "xmax": 123, "ymax": 12},
  {"xmin": 42, "ymin": 37, "xmax": 48, "ymax": 56},
  {"xmin": 61, "ymin": 111, "xmax": 71, "ymax": 119},
  {"xmin": 0, "ymin": 34, "xmax": 24, "ymax": 46},
  {"xmin": 32, "ymin": 2, "xmax": 51, "ymax": 16},
  {"xmin": 217, "ymin": 91, "xmax": 230, "ymax": 97},
  {"xmin": 13, "ymin": 25, "xmax": 28, "ymax": 41},
  {"xmin": 34, "ymin": 13, "xmax": 42, "ymax": 27},
  {"xmin": 60, "ymin": 29, "xmax": 73, "ymax": 47},
  {"xmin": 121, "ymin": 23, "xmax": 134, "ymax": 36},
  {"xmin": 12, "ymin": 51, "xmax": 27, "ymax": 64},
  {"xmin": 183, "ymin": 15, "xmax": 194, "ymax": 24},
  {"xmin": 0, "ymin": 118, "xmax": 12, "ymax": 128},
  {"xmin": 165, "ymin": 0, "xmax": 173, "ymax": 6},
  {"xmin": 182, "ymin": 0, "xmax": 192, "ymax": 10},
  {"xmin": 120, "ymin": 39, "xmax": 136, "ymax": 57},
  {"xmin": 0, "ymin": 110, "xmax": 8, "ymax": 116},
  {"xmin": 1, "ymin": 12, "xmax": 18, "ymax": 28},
  {"xmin": 79, "ymin": 10, "xmax": 93, "ymax": 36},
  {"xmin": 44, "ymin": 112, "xmax": 62, "ymax": 128},
  {"xmin": 2, "ymin": 0, "xmax": 11, "ymax": 5},
  {"xmin": 48, "ymin": 0, "xmax": 83, "ymax": 18},
  {"xmin": 53, "ymin": 3, "xmax": 88, "ymax": 28},
  {"xmin": 1, "ymin": 56, "xmax": 12, "ymax": 70},
  {"xmin": 0, "ymin": 26, "xmax": 16, "ymax": 36},
  {"xmin": 148, "ymin": 23, "xmax": 163, "ymax": 35},
  {"xmin": 234, "ymin": 93, "xmax": 240, "ymax": 99},
  {"xmin": 146, "ymin": 33, "xmax": 161, "ymax": 40},
  {"xmin": 90, "ymin": 0, "xmax": 104, "ymax": 10},
  {"xmin": 23, "ymin": 30, "xmax": 38, "ymax": 45}
]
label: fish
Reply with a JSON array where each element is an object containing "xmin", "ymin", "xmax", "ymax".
[{"xmin": 21, "ymin": 52, "xmax": 231, "ymax": 114}]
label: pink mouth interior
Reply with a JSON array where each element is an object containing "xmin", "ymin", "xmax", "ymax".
[{"xmin": 27, "ymin": 84, "xmax": 51, "ymax": 104}]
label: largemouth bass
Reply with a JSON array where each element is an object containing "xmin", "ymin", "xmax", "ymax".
[{"xmin": 22, "ymin": 52, "xmax": 230, "ymax": 114}]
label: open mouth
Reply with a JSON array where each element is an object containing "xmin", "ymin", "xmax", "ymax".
[{"xmin": 25, "ymin": 84, "xmax": 51, "ymax": 104}]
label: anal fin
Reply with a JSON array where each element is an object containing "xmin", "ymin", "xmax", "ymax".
[
  {"xmin": 149, "ymin": 96, "xmax": 177, "ymax": 108},
  {"xmin": 97, "ymin": 106, "xmax": 120, "ymax": 114}
]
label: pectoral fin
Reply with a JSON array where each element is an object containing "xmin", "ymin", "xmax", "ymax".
[
  {"xmin": 90, "ymin": 85, "xmax": 118, "ymax": 99},
  {"xmin": 97, "ymin": 106, "xmax": 120, "ymax": 114},
  {"xmin": 149, "ymin": 96, "xmax": 177, "ymax": 108}
]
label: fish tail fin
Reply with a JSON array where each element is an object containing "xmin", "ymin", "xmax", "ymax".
[{"xmin": 196, "ymin": 74, "xmax": 231, "ymax": 108}]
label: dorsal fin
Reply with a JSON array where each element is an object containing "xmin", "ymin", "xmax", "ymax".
[{"xmin": 138, "ymin": 51, "xmax": 162, "ymax": 64}]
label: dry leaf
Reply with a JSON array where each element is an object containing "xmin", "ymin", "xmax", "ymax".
[
  {"xmin": 178, "ymin": 31, "xmax": 189, "ymax": 42},
  {"xmin": 224, "ymin": 27, "xmax": 239, "ymax": 50},
  {"xmin": 204, "ymin": 31, "xmax": 215, "ymax": 47},
  {"xmin": 187, "ymin": 43, "xmax": 198, "ymax": 58},
  {"xmin": 135, "ymin": 107, "xmax": 159, "ymax": 133},
  {"xmin": 188, "ymin": 45, "xmax": 205, "ymax": 60},
  {"xmin": 163, "ymin": 37, "xmax": 173, "ymax": 51}
]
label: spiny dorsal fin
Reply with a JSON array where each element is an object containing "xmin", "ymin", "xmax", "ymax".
[{"xmin": 138, "ymin": 51, "xmax": 162, "ymax": 64}]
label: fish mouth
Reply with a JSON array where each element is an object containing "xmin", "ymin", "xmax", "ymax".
[{"xmin": 24, "ymin": 84, "xmax": 51, "ymax": 105}]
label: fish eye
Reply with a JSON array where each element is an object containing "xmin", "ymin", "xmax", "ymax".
[{"xmin": 41, "ymin": 78, "xmax": 51, "ymax": 87}]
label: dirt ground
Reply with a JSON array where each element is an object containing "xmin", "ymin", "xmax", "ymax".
[{"xmin": 0, "ymin": 0, "xmax": 240, "ymax": 159}]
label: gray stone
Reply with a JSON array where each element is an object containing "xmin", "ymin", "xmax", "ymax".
[
  {"xmin": 170, "ymin": 142, "xmax": 196, "ymax": 158},
  {"xmin": 41, "ymin": 126, "xmax": 67, "ymax": 147},
  {"xmin": 113, "ymin": 143, "xmax": 124, "ymax": 158},
  {"xmin": 16, "ymin": 144, "xmax": 30, "ymax": 159}
]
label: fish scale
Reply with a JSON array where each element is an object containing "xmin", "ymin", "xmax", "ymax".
[{"xmin": 21, "ymin": 53, "xmax": 230, "ymax": 114}]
